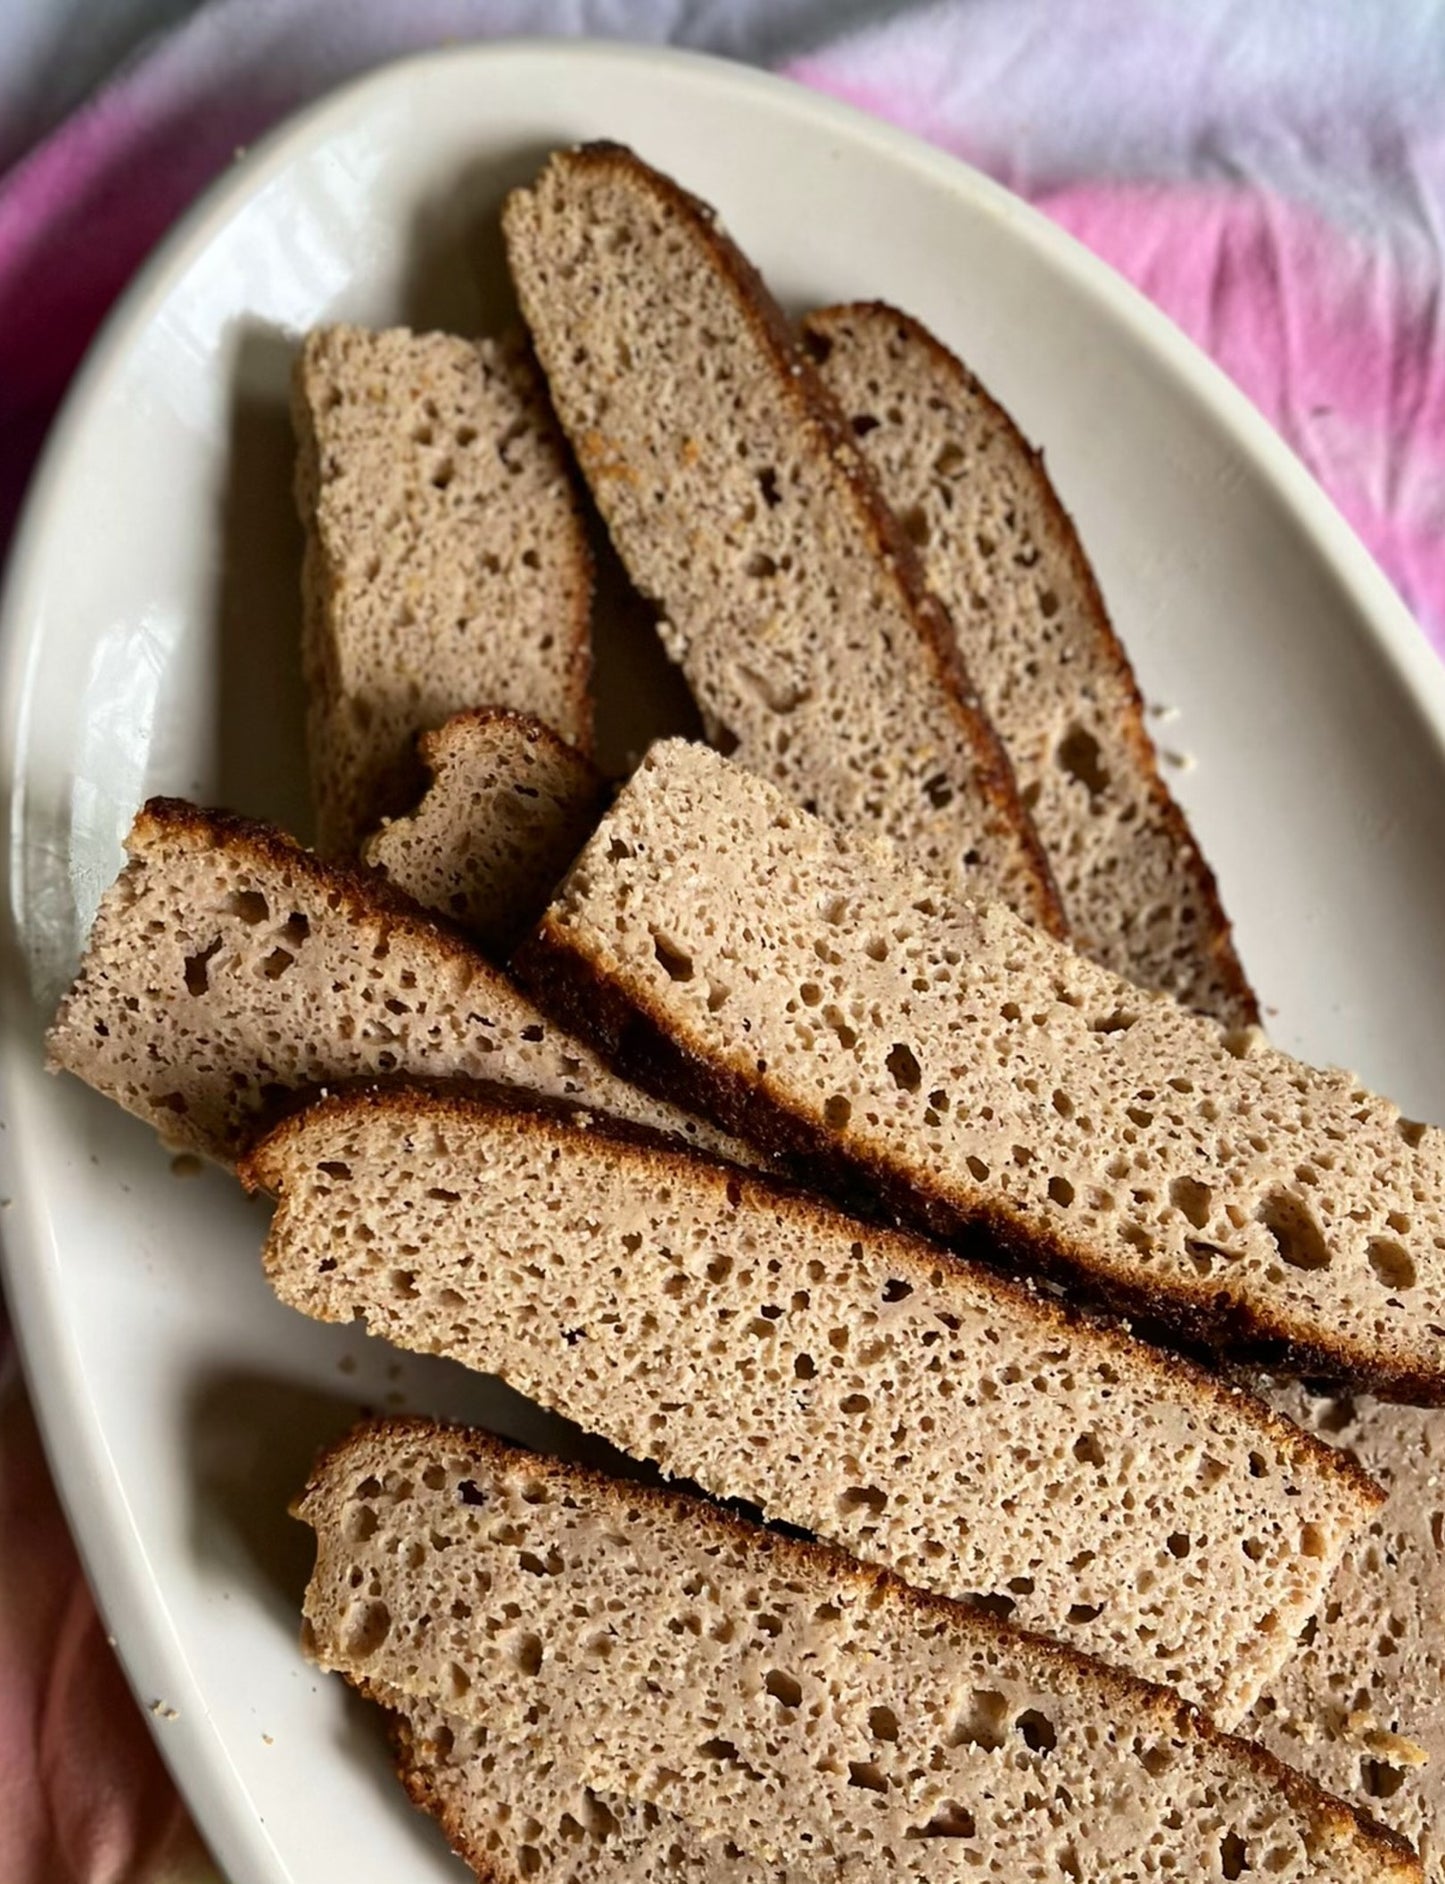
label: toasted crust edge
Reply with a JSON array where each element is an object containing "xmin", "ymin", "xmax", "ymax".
[
  {"xmin": 803, "ymin": 300, "xmax": 1258, "ymax": 1029},
  {"xmin": 503, "ymin": 144, "xmax": 1067, "ymax": 939},
  {"xmin": 512, "ymin": 911, "xmax": 1445, "ymax": 1404},
  {"xmin": 295, "ymin": 1414, "xmax": 1420, "ymax": 1881},
  {"xmin": 382, "ymin": 1702, "xmax": 516, "ymax": 1884},
  {"xmin": 244, "ymin": 1077, "xmax": 1383, "ymax": 1519}
]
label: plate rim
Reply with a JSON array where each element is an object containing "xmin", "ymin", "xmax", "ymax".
[{"xmin": 4, "ymin": 36, "xmax": 1445, "ymax": 1884}]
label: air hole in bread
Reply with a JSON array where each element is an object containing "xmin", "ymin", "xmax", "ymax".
[
  {"xmin": 900, "ymin": 504, "xmax": 930, "ymax": 548},
  {"xmin": 1048, "ymin": 1175, "xmax": 1075, "ymax": 1208},
  {"xmin": 183, "ymin": 939, "xmax": 223, "ymax": 996},
  {"xmin": 1398, "ymin": 1117, "xmax": 1427, "ymax": 1149},
  {"xmin": 838, "ymin": 1484, "xmax": 887, "ymax": 1518},
  {"xmin": 885, "ymin": 1042, "xmax": 922, "ymax": 1092},
  {"xmin": 1362, "ymin": 1756, "xmax": 1408, "ymax": 1799},
  {"xmin": 1169, "ymin": 1176, "xmax": 1213, "ymax": 1230},
  {"xmin": 1090, "ymin": 1009, "xmax": 1137, "ymax": 1035},
  {"xmin": 847, "ymin": 1760, "xmax": 889, "ymax": 1793},
  {"xmin": 1057, "ymin": 724, "xmax": 1110, "ymax": 797},
  {"xmin": 950, "ymin": 1688, "xmax": 1009, "ymax": 1752},
  {"xmin": 1017, "ymin": 1709, "xmax": 1057, "ymax": 1753},
  {"xmin": 869, "ymin": 1704, "xmax": 900, "ymax": 1743},
  {"xmin": 651, "ymin": 934, "xmax": 694, "ymax": 982},
  {"xmin": 764, "ymin": 1669, "xmax": 802, "ymax": 1709},
  {"xmin": 1367, "ymin": 1238, "xmax": 1416, "ymax": 1292},
  {"xmin": 512, "ymin": 1631, "xmax": 543, "ymax": 1676},
  {"xmin": 343, "ymin": 1599, "xmax": 390, "ymax": 1658},
  {"xmin": 922, "ymin": 772, "xmax": 954, "ymax": 809},
  {"xmin": 911, "ymin": 1801, "xmax": 977, "ymax": 1839},
  {"xmin": 1256, "ymin": 1190, "xmax": 1331, "ymax": 1273},
  {"xmin": 1073, "ymin": 1433, "xmax": 1105, "ymax": 1467}
]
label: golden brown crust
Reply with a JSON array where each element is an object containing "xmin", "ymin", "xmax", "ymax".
[
  {"xmin": 298, "ymin": 1414, "xmax": 1419, "ymax": 1879},
  {"xmin": 513, "ymin": 910, "xmax": 1444, "ymax": 1403},
  {"xmin": 508, "ymin": 145, "xmax": 1067, "ymax": 939},
  {"xmin": 383, "ymin": 1703, "xmax": 515, "ymax": 1884},
  {"xmin": 803, "ymin": 300, "xmax": 1258, "ymax": 1028},
  {"xmin": 132, "ymin": 795, "xmax": 491, "ymax": 964},
  {"xmin": 247, "ymin": 1077, "xmax": 1382, "ymax": 1512}
]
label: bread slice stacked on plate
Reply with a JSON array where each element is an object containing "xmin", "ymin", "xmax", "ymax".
[
  {"xmin": 801, "ymin": 301, "xmax": 1257, "ymax": 1026},
  {"xmin": 517, "ymin": 738, "xmax": 1445, "ymax": 1402},
  {"xmin": 44, "ymin": 138, "xmax": 1445, "ymax": 1879},
  {"xmin": 295, "ymin": 1419, "xmax": 1416, "ymax": 1883},
  {"xmin": 362, "ymin": 707, "xmax": 605, "ymax": 958},
  {"xmin": 502, "ymin": 143, "xmax": 1065, "ymax": 936},
  {"xmin": 244, "ymin": 1080, "xmax": 1377, "ymax": 1722},
  {"xmin": 294, "ymin": 326, "xmax": 593, "ymax": 855},
  {"xmin": 44, "ymin": 798, "xmax": 735, "ymax": 1164}
]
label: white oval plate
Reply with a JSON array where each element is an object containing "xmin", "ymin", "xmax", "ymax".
[{"xmin": 4, "ymin": 40, "xmax": 1445, "ymax": 1884}]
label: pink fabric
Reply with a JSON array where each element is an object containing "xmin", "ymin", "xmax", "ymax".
[
  {"xmin": 0, "ymin": 1344, "xmax": 209, "ymax": 1881},
  {"xmin": 3, "ymin": 6, "xmax": 1444, "ymax": 1882}
]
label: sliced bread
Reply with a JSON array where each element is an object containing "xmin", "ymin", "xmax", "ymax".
[
  {"xmin": 296, "ymin": 1417, "xmax": 1418, "ymax": 1882},
  {"xmin": 802, "ymin": 301, "xmax": 1256, "ymax": 1027},
  {"xmin": 44, "ymin": 799, "xmax": 733, "ymax": 1164},
  {"xmin": 515, "ymin": 738, "xmax": 1445, "ymax": 1401},
  {"xmin": 294, "ymin": 325, "xmax": 593, "ymax": 854},
  {"xmin": 384, "ymin": 1692, "xmax": 775, "ymax": 1884},
  {"xmin": 501, "ymin": 145, "xmax": 1064, "ymax": 934},
  {"xmin": 362, "ymin": 707, "xmax": 606, "ymax": 958},
  {"xmin": 1250, "ymin": 1390, "xmax": 1445, "ymax": 1879},
  {"xmin": 249, "ymin": 1081, "xmax": 1379, "ymax": 1723}
]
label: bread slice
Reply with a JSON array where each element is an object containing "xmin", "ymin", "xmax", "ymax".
[
  {"xmin": 249, "ymin": 1080, "xmax": 1380, "ymax": 1724},
  {"xmin": 501, "ymin": 145, "xmax": 1064, "ymax": 935},
  {"xmin": 802, "ymin": 301, "xmax": 1257, "ymax": 1028},
  {"xmin": 1250, "ymin": 1389, "xmax": 1445, "ymax": 1877},
  {"xmin": 515, "ymin": 738, "xmax": 1445, "ymax": 1401},
  {"xmin": 295, "ymin": 1417, "xmax": 1418, "ymax": 1881},
  {"xmin": 362, "ymin": 708, "xmax": 606, "ymax": 958},
  {"xmin": 383, "ymin": 1691, "xmax": 774, "ymax": 1884},
  {"xmin": 44, "ymin": 798, "xmax": 735, "ymax": 1164},
  {"xmin": 294, "ymin": 325, "xmax": 593, "ymax": 854}
]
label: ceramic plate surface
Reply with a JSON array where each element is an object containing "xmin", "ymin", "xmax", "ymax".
[{"xmin": 4, "ymin": 40, "xmax": 1445, "ymax": 1884}]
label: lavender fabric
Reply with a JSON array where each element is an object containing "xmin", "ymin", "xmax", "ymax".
[{"xmin": 2, "ymin": 4, "xmax": 1443, "ymax": 1879}]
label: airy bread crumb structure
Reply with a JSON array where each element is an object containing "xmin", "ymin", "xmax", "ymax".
[
  {"xmin": 384, "ymin": 1693, "xmax": 775, "ymax": 1884},
  {"xmin": 363, "ymin": 707, "xmax": 605, "ymax": 958},
  {"xmin": 250, "ymin": 1081, "xmax": 1379, "ymax": 1723},
  {"xmin": 803, "ymin": 301, "xmax": 1256, "ymax": 1028},
  {"xmin": 1251, "ymin": 1389, "xmax": 1445, "ymax": 1880},
  {"xmin": 44, "ymin": 798, "xmax": 733, "ymax": 1162},
  {"xmin": 294, "ymin": 325, "xmax": 593, "ymax": 853},
  {"xmin": 516, "ymin": 739, "xmax": 1445, "ymax": 1400},
  {"xmin": 502, "ymin": 145, "xmax": 1064, "ymax": 933},
  {"xmin": 296, "ymin": 1418, "xmax": 1418, "ymax": 1882}
]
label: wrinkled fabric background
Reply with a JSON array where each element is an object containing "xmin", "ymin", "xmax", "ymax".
[{"xmin": 3, "ymin": 4, "xmax": 1444, "ymax": 1880}]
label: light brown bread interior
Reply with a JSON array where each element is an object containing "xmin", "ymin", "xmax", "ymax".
[
  {"xmin": 296, "ymin": 1417, "xmax": 1418, "ymax": 1882},
  {"xmin": 515, "ymin": 739, "xmax": 1445, "ymax": 1401},
  {"xmin": 293, "ymin": 325, "xmax": 593, "ymax": 853},
  {"xmin": 251, "ymin": 1081, "xmax": 1379, "ymax": 1724},
  {"xmin": 382, "ymin": 1690, "xmax": 780, "ymax": 1884},
  {"xmin": 1250, "ymin": 1389, "xmax": 1445, "ymax": 1881},
  {"xmin": 501, "ymin": 144, "xmax": 1064, "ymax": 933},
  {"xmin": 44, "ymin": 798, "xmax": 736, "ymax": 1163},
  {"xmin": 803, "ymin": 301, "xmax": 1256, "ymax": 1028},
  {"xmin": 363, "ymin": 708, "xmax": 606, "ymax": 958}
]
